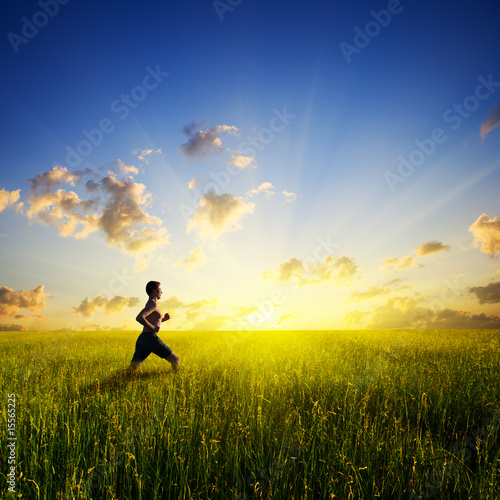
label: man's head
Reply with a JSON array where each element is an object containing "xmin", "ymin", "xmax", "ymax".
[{"xmin": 146, "ymin": 281, "xmax": 161, "ymax": 298}]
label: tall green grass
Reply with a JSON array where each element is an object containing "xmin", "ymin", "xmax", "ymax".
[{"xmin": 1, "ymin": 330, "xmax": 499, "ymax": 499}]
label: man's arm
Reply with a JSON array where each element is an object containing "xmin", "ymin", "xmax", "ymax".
[{"xmin": 136, "ymin": 301, "xmax": 158, "ymax": 331}]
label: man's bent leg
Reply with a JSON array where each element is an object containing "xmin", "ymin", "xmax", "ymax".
[
  {"xmin": 126, "ymin": 360, "xmax": 143, "ymax": 375},
  {"xmin": 166, "ymin": 352, "xmax": 180, "ymax": 371}
]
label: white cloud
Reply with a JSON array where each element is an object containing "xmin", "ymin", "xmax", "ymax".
[{"xmin": 282, "ymin": 190, "xmax": 297, "ymax": 203}]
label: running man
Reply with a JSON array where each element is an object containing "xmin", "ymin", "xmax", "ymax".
[{"xmin": 129, "ymin": 281, "xmax": 180, "ymax": 371}]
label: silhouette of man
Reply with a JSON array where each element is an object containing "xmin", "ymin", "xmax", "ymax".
[{"xmin": 129, "ymin": 281, "xmax": 180, "ymax": 371}]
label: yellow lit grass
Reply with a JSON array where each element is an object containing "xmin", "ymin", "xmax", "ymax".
[{"xmin": 0, "ymin": 330, "xmax": 499, "ymax": 499}]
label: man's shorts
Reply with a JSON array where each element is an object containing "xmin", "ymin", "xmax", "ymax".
[{"xmin": 131, "ymin": 331, "xmax": 173, "ymax": 363}]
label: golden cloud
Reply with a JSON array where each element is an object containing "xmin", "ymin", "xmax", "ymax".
[
  {"xmin": 414, "ymin": 240, "xmax": 451, "ymax": 257},
  {"xmin": 190, "ymin": 314, "xmax": 234, "ymax": 331},
  {"xmin": 0, "ymin": 323, "xmax": 26, "ymax": 331},
  {"xmin": 188, "ymin": 177, "xmax": 200, "ymax": 190},
  {"xmin": 132, "ymin": 148, "xmax": 162, "ymax": 163},
  {"xmin": 263, "ymin": 255, "xmax": 358, "ymax": 286},
  {"xmin": 184, "ymin": 298, "xmax": 219, "ymax": 322},
  {"xmin": 382, "ymin": 256, "xmax": 416, "ymax": 271},
  {"xmin": 186, "ymin": 191, "xmax": 254, "ymax": 239},
  {"xmin": 158, "ymin": 296, "xmax": 218, "ymax": 322},
  {"xmin": 431, "ymin": 309, "xmax": 500, "ymax": 328},
  {"xmin": 25, "ymin": 166, "xmax": 169, "ymax": 257},
  {"xmin": 349, "ymin": 286, "xmax": 391, "ymax": 301},
  {"xmin": 73, "ymin": 295, "xmax": 140, "ymax": 316},
  {"xmin": 383, "ymin": 240, "xmax": 451, "ymax": 274},
  {"xmin": 0, "ymin": 189, "xmax": 21, "ymax": 212},
  {"xmin": 227, "ymin": 154, "xmax": 255, "ymax": 169},
  {"xmin": 368, "ymin": 296, "xmax": 430, "ymax": 329},
  {"xmin": 28, "ymin": 165, "xmax": 80, "ymax": 192},
  {"xmin": 26, "ymin": 188, "xmax": 99, "ymax": 239},
  {"xmin": 273, "ymin": 312, "xmax": 299, "ymax": 327},
  {"xmin": 246, "ymin": 182, "xmax": 276, "ymax": 199},
  {"xmin": 344, "ymin": 310, "xmax": 369, "ymax": 325},
  {"xmin": 365, "ymin": 295, "xmax": 500, "ymax": 329},
  {"xmin": 114, "ymin": 159, "xmax": 139, "ymax": 176},
  {"xmin": 173, "ymin": 247, "xmax": 210, "ymax": 272},
  {"xmin": 480, "ymin": 99, "xmax": 500, "ymax": 141},
  {"xmin": 469, "ymin": 214, "xmax": 500, "ymax": 257},
  {"xmin": 469, "ymin": 281, "xmax": 500, "ymax": 304},
  {"xmin": 158, "ymin": 296, "xmax": 187, "ymax": 315},
  {"xmin": 0, "ymin": 285, "xmax": 48, "ymax": 318}
]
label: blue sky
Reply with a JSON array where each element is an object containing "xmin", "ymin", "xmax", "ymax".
[{"xmin": 1, "ymin": 0, "xmax": 500, "ymax": 332}]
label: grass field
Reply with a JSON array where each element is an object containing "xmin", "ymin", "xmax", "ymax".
[{"xmin": 1, "ymin": 329, "xmax": 499, "ymax": 499}]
